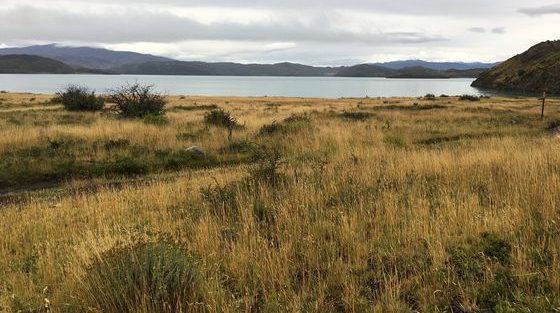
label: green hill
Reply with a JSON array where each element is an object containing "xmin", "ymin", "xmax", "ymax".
[
  {"xmin": 472, "ymin": 40, "xmax": 560, "ymax": 94},
  {"xmin": 0, "ymin": 55, "xmax": 76, "ymax": 74}
]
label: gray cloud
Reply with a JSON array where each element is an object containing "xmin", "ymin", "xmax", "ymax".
[
  {"xmin": 518, "ymin": 5, "xmax": 560, "ymax": 16},
  {"xmin": 0, "ymin": 6, "xmax": 446, "ymax": 45},
  {"xmin": 491, "ymin": 27, "xmax": 506, "ymax": 34},
  {"xmin": 467, "ymin": 27, "xmax": 506, "ymax": 34},
  {"xmin": 0, "ymin": 0, "xmax": 556, "ymax": 64},
  {"xmin": 468, "ymin": 27, "xmax": 486, "ymax": 33}
]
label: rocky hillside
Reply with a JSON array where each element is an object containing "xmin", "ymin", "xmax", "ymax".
[{"xmin": 472, "ymin": 40, "xmax": 560, "ymax": 94}]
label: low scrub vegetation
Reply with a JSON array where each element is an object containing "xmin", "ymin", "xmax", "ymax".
[
  {"xmin": 109, "ymin": 83, "xmax": 166, "ymax": 118},
  {"xmin": 1, "ymin": 92, "xmax": 559, "ymax": 312},
  {"xmin": 73, "ymin": 242, "xmax": 207, "ymax": 313},
  {"xmin": 459, "ymin": 94, "xmax": 481, "ymax": 101},
  {"xmin": 57, "ymin": 85, "xmax": 105, "ymax": 111}
]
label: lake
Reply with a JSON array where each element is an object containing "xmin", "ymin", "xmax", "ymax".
[{"xmin": 0, "ymin": 74, "xmax": 494, "ymax": 98}]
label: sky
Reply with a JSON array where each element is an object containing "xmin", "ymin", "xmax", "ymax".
[{"xmin": 0, "ymin": 0, "xmax": 559, "ymax": 65}]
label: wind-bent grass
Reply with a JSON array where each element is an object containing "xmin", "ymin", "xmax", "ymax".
[{"xmin": 0, "ymin": 93, "xmax": 559, "ymax": 312}]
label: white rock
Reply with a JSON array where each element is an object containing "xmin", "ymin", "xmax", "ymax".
[{"xmin": 184, "ymin": 146, "xmax": 205, "ymax": 156}]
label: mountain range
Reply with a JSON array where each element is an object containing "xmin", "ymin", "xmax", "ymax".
[{"xmin": 0, "ymin": 44, "xmax": 497, "ymax": 78}]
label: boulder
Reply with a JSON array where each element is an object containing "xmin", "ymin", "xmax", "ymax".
[{"xmin": 184, "ymin": 146, "xmax": 205, "ymax": 156}]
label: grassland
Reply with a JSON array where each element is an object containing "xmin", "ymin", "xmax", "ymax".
[{"xmin": 0, "ymin": 92, "xmax": 559, "ymax": 312}]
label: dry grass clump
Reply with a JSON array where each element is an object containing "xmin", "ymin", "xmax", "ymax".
[
  {"xmin": 0, "ymin": 93, "xmax": 559, "ymax": 312},
  {"xmin": 72, "ymin": 242, "xmax": 207, "ymax": 313}
]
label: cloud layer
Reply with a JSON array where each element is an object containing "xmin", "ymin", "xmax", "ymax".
[{"xmin": 1, "ymin": 0, "xmax": 559, "ymax": 64}]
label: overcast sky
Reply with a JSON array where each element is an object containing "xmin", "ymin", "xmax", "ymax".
[{"xmin": 1, "ymin": 0, "xmax": 559, "ymax": 65}]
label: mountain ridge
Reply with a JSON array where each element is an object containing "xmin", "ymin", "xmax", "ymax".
[
  {"xmin": 472, "ymin": 40, "xmax": 560, "ymax": 94},
  {"xmin": 0, "ymin": 44, "xmax": 492, "ymax": 78},
  {"xmin": 0, "ymin": 44, "xmax": 172, "ymax": 70}
]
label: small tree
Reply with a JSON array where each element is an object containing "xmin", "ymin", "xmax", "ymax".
[
  {"xmin": 109, "ymin": 83, "xmax": 166, "ymax": 118},
  {"xmin": 57, "ymin": 85, "xmax": 104, "ymax": 111},
  {"xmin": 204, "ymin": 109, "xmax": 239, "ymax": 141}
]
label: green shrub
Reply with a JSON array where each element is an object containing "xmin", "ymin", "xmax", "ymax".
[
  {"xmin": 249, "ymin": 144, "xmax": 284, "ymax": 185},
  {"xmin": 424, "ymin": 93, "xmax": 436, "ymax": 100},
  {"xmin": 459, "ymin": 94, "xmax": 481, "ymax": 101},
  {"xmin": 204, "ymin": 109, "xmax": 240, "ymax": 141},
  {"xmin": 204, "ymin": 109, "xmax": 239, "ymax": 128},
  {"xmin": 57, "ymin": 85, "xmax": 104, "ymax": 111},
  {"xmin": 74, "ymin": 242, "xmax": 206, "ymax": 313},
  {"xmin": 109, "ymin": 83, "xmax": 166, "ymax": 118}
]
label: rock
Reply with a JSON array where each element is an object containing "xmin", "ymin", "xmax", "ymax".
[{"xmin": 184, "ymin": 146, "xmax": 205, "ymax": 156}]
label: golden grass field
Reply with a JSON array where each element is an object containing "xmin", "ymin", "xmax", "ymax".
[{"xmin": 0, "ymin": 92, "xmax": 559, "ymax": 312}]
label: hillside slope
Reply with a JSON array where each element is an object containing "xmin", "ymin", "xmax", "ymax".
[
  {"xmin": 472, "ymin": 40, "xmax": 560, "ymax": 94},
  {"xmin": 0, "ymin": 55, "xmax": 76, "ymax": 74},
  {"xmin": 0, "ymin": 44, "xmax": 172, "ymax": 70}
]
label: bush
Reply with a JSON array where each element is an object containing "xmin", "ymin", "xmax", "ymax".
[
  {"xmin": 204, "ymin": 109, "xmax": 240, "ymax": 141},
  {"xmin": 459, "ymin": 94, "xmax": 481, "ymax": 101},
  {"xmin": 109, "ymin": 83, "xmax": 166, "ymax": 118},
  {"xmin": 424, "ymin": 93, "xmax": 436, "ymax": 100},
  {"xmin": 204, "ymin": 109, "xmax": 239, "ymax": 128},
  {"xmin": 75, "ymin": 242, "xmax": 206, "ymax": 313},
  {"xmin": 57, "ymin": 85, "xmax": 104, "ymax": 111}
]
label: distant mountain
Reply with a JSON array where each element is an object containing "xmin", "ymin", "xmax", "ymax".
[
  {"xmin": 0, "ymin": 44, "xmax": 493, "ymax": 78},
  {"xmin": 114, "ymin": 61, "xmax": 339, "ymax": 76},
  {"xmin": 0, "ymin": 55, "xmax": 76, "ymax": 74},
  {"xmin": 0, "ymin": 44, "xmax": 172, "ymax": 70},
  {"xmin": 335, "ymin": 64, "xmax": 485, "ymax": 78},
  {"xmin": 472, "ymin": 40, "xmax": 560, "ymax": 94},
  {"xmin": 334, "ymin": 64, "xmax": 395, "ymax": 77},
  {"xmin": 375, "ymin": 60, "xmax": 499, "ymax": 71}
]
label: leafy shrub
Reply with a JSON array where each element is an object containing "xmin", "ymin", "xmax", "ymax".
[
  {"xmin": 459, "ymin": 94, "xmax": 481, "ymax": 101},
  {"xmin": 109, "ymin": 83, "xmax": 166, "ymax": 118},
  {"xmin": 204, "ymin": 109, "xmax": 240, "ymax": 141},
  {"xmin": 204, "ymin": 109, "xmax": 239, "ymax": 128},
  {"xmin": 249, "ymin": 144, "xmax": 284, "ymax": 185},
  {"xmin": 57, "ymin": 85, "xmax": 104, "ymax": 111},
  {"xmin": 75, "ymin": 242, "xmax": 206, "ymax": 313}
]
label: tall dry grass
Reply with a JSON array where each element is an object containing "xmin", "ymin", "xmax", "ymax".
[{"xmin": 0, "ymin": 93, "xmax": 559, "ymax": 312}]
